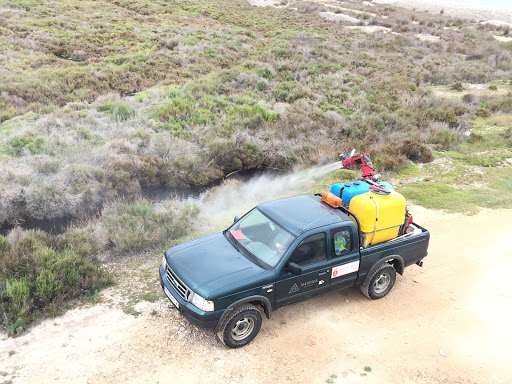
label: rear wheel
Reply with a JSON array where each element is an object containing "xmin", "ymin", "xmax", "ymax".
[
  {"xmin": 217, "ymin": 304, "xmax": 262, "ymax": 348},
  {"xmin": 361, "ymin": 264, "xmax": 396, "ymax": 299}
]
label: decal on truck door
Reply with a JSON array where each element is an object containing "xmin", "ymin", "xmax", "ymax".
[{"xmin": 331, "ymin": 260, "xmax": 360, "ymax": 278}]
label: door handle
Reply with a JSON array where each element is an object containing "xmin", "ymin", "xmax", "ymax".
[{"xmin": 318, "ymin": 272, "xmax": 327, "ymax": 276}]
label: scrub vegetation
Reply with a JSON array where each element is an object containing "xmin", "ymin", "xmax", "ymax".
[
  {"xmin": 398, "ymin": 114, "xmax": 512, "ymax": 214},
  {"xmin": 0, "ymin": 201, "xmax": 198, "ymax": 335},
  {"xmin": 0, "ymin": 0, "xmax": 511, "ymax": 333}
]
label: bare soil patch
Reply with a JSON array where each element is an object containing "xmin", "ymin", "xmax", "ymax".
[{"xmin": 1, "ymin": 208, "xmax": 512, "ymax": 383}]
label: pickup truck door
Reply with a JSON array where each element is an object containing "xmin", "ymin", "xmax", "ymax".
[
  {"xmin": 274, "ymin": 232, "xmax": 331, "ymax": 308},
  {"xmin": 329, "ymin": 226, "xmax": 360, "ymax": 289}
]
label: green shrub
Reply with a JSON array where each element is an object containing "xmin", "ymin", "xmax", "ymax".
[
  {"xmin": 475, "ymin": 107, "xmax": 491, "ymax": 117},
  {"xmin": 101, "ymin": 200, "xmax": 198, "ymax": 252},
  {"xmin": 488, "ymin": 84, "xmax": 498, "ymax": 91},
  {"xmin": 237, "ymin": 104, "xmax": 279, "ymax": 123},
  {"xmin": 0, "ymin": 235, "xmax": 10, "ymax": 257},
  {"xmin": 77, "ymin": 126, "xmax": 93, "ymax": 140},
  {"xmin": 451, "ymin": 82, "xmax": 464, "ymax": 92},
  {"xmin": 257, "ymin": 68, "xmax": 274, "ymax": 79},
  {"xmin": 424, "ymin": 108, "xmax": 458, "ymax": 127},
  {"xmin": 257, "ymin": 81, "xmax": 268, "ymax": 91},
  {"xmin": 10, "ymin": 136, "xmax": 48, "ymax": 156},
  {"xmin": 97, "ymin": 101, "xmax": 135, "ymax": 121},
  {"xmin": 399, "ymin": 140, "xmax": 433, "ymax": 163},
  {"xmin": 61, "ymin": 225, "xmax": 99, "ymax": 258},
  {"xmin": 209, "ymin": 140, "xmax": 243, "ymax": 173},
  {"xmin": 239, "ymin": 142, "xmax": 264, "ymax": 169},
  {"xmin": 0, "ymin": 230, "xmax": 111, "ymax": 336},
  {"xmin": 273, "ymin": 81, "xmax": 306, "ymax": 103},
  {"xmin": 432, "ymin": 130, "xmax": 458, "ymax": 150}
]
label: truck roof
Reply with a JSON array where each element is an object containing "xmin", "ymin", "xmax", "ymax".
[{"xmin": 258, "ymin": 195, "xmax": 351, "ymax": 236}]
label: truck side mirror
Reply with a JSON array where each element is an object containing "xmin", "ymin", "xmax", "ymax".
[
  {"xmin": 233, "ymin": 216, "xmax": 239, "ymax": 223},
  {"xmin": 287, "ymin": 262, "xmax": 302, "ymax": 275}
]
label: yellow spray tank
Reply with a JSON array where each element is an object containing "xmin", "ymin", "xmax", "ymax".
[{"xmin": 348, "ymin": 187, "xmax": 406, "ymax": 248}]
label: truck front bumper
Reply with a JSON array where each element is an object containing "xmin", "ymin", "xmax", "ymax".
[{"xmin": 159, "ymin": 265, "xmax": 222, "ymax": 330}]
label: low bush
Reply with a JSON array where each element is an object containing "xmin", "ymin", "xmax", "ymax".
[
  {"xmin": 451, "ymin": 82, "xmax": 464, "ymax": 92},
  {"xmin": 209, "ymin": 140, "xmax": 242, "ymax": 173},
  {"xmin": 9, "ymin": 136, "xmax": 48, "ymax": 157},
  {"xmin": 0, "ymin": 230, "xmax": 111, "ymax": 336},
  {"xmin": 100, "ymin": 200, "xmax": 199, "ymax": 253},
  {"xmin": 273, "ymin": 81, "xmax": 307, "ymax": 103},
  {"xmin": 97, "ymin": 101, "xmax": 135, "ymax": 121},
  {"xmin": 432, "ymin": 129, "xmax": 458, "ymax": 150},
  {"xmin": 399, "ymin": 140, "xmax": 433, "ymax": 163}
]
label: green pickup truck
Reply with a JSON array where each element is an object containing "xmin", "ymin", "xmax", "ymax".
[{"xmin": 159, "ymin": 194, "xmax": 429, "ymax": 348}]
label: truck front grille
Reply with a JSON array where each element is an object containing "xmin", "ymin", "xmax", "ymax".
[{"xmin": 165, "ymin": 265, "xmax": 191, "ymax": 301}]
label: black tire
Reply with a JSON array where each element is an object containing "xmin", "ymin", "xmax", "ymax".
[
  {"xmin": 361, "ymin": 264, "xmax": 396, "ymax": 300},
  {"xmin": 216, "ymin": 304, "xmax": 262, "ymax": 348}
]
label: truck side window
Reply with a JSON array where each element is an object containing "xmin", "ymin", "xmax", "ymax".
[
  {"xmin": 333, "ymin": 229, "xmax": 352, "ymax": 256},
  {"xmin": 289, "ymin": 233, "xmax": 326, "ymax": 267}
]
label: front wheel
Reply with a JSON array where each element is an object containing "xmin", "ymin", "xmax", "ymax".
[
  {"xmin": 217, "ymin": 304, "xmax": 262, "ymax": 348},
  {"xmin": 361, "ymin": 264, "xmax": 396, "ymax": 299}
]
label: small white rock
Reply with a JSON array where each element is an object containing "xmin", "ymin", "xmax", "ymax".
[
  {"xmin": 215, "ymin": 360, "xmax": 225, "ymax": 368},
  {"xmin": 440, "ymin": 349, "xmax": 448, "ymax": 356}
]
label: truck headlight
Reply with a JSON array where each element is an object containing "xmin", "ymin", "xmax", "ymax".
[
  {"xmin": 190, "ymin": 292, "xmax": 214, "ymax": 312},
  {"xmin": 162, "ymin": 254, "xmax": 167, "ymax": 271}
]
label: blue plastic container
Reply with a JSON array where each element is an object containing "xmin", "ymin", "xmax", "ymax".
[
  {"xmin": 378, "ymin": 181, "xmax": 394, "ymax": 192},
  {"xmin": 329, "ymin": 181, "xmax": 394, "ymax": 205}
]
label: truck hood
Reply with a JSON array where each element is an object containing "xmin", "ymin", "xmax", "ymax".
[{"xmin": 165, "ymin": 232, "xmax": 266, "ymax": 297}]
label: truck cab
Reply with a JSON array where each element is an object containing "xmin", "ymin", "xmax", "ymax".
[{"xmin": 159, "ymin": 194, "xmax": 429, "ymax": 348}]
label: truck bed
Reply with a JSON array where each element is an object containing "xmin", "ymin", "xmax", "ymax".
[{"xmin": 355, "ymin": 222, "xmax": 429, "ymax": 285}]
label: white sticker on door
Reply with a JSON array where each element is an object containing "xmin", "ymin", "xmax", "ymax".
[{"xmin": 331, "ymin": 260, "xmax": 360, "ymax": 279}]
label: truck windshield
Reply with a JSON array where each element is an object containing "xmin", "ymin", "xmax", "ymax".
[{"xmin": 229, "ymin": 209, "xmax": 295, "ymax": 268}]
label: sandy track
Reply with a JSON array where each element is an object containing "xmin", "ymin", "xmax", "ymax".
[{"xmin": 1, "ymin": 208, "xmax": 512, "ymax": 384}]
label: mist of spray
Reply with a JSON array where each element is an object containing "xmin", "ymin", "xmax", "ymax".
[{"xmin": 201, "ymin": 161, "xmax": 343, "ymax": 228}]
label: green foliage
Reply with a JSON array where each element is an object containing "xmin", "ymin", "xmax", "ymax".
[
  {"xmin": 273, "ymin": 81, "xmax": 306, "ymax": 102},
  {"xmin": 9, "ymin": 136, "xmax": 48, "ymax": 156},
  {"xmin": 451, "ymin": 82, "xmax": 464, "ymax": 92},
  {"xmin": 432, "ymin": 130, "xmax": 457, "ymax": 150},
  {"xmin": 239, "ymin": 142, "xmax": 264, "ymax": 169},
  {"xmin": 61, "ymin": 225, "xmax": 99, "ymax": 258},
  {"xmin": 169, "ymin": 157, "xmax": 223, "ymax": 186},
  {"xmin": 204, "ymin": 47, "xmax": 217, "ymax": 58},
  {"xmin": 237, "ymin": 104, "xmax": 279, "ymax": 123},
  {"xmin": 257, "ymin": 68, "xmax": 274, "ymax": 79},
  {"xmin": 101, "ymin": 200, "xmax": 199, "ymax": 252},
  {"xmin": 488, "ymin": 84, "xmax": 498, "ymax": 91},
  {"xmin": 152, "ymin": 95, "xmax": 216, "ymax": 134},
  {"xmin": 0, "ymin": 229, "xmax": 111, "ymax": 336},
  {"xmin": 77, "ymin": 126, "xmax": 93, "ymax": 140},
  {"xmin": 209, "ymin": 140, "xmax": 243, "ymax": 173},
  {"xmin": 257, "ymin": 81, "xmax": 268, "ymax": 91},
  {"xmin": 97, "ymin": 101, "xmax": 135, "ymax": 121},
  {"xmin": 425, "ymin": 108, "xmax": 458, "ymax": 127}
]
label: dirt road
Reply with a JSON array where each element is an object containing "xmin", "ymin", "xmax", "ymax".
[{"xmin": 1, "ymin": 208, "xmax": 511, "ymax": 384}]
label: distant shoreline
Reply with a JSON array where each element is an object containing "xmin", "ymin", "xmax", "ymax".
[{"xmin": 372, "ymin": 0, "xmax": 512, "ymax": 25}]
